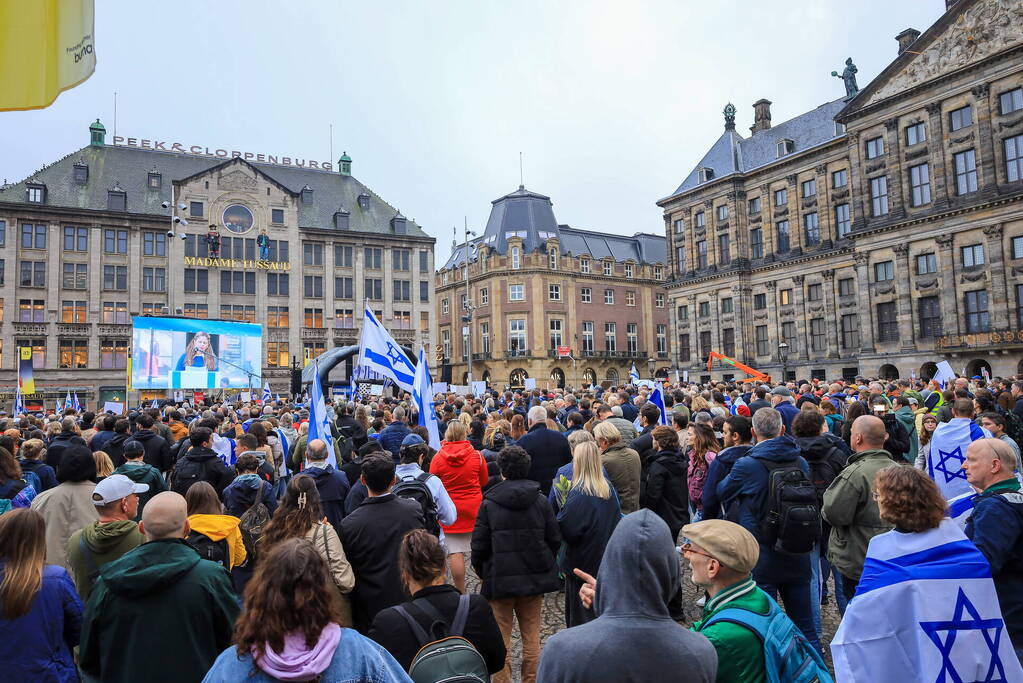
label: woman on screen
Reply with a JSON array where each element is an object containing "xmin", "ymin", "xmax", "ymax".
[{"xmin": 175, "ymin": 331, "xmax": 218, "ymax": 371}]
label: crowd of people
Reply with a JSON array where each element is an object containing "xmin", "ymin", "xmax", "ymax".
[{"xmin": 0, "ymin": 372, "xmax": 1021, "ymax": 681}]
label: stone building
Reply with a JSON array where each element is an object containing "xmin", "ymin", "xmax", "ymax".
[
  {"xmin": 659, "ymin": 0, "xmax": 1023, "ymax": 383},
  {"xmin": 0, "ymin": 121, "xmax": 434, "ymax": 408},
  {"xmin": 437, "ymin": 185, "xmax": 668, "ymax": 390}
]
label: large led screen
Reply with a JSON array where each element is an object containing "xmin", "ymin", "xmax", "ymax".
[{"xmin": 132, "ymin": 316, "xmax": 263, "ymax": 390}]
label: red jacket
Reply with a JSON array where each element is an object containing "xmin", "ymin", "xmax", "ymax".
[{"xmin": 429, "ymin": 440, "xmax": 488, "ymax": 534}]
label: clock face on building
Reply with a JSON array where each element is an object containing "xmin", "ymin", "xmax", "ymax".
[{"xmin": 222, "ymin": 204, "xmax": 254, "ymax": 234}]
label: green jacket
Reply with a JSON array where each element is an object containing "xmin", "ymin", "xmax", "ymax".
[
  {"xmin": 893, "ymin": 407, "xmax": 918, "ymax": 463},
  {"xmin": 692, "ymin": 577, "xmax": 767, "ymax": 683},
  {"xmin": 80, "ymin": 538, "xmax": 239, "ymax": 683},
  {"xmin": 66, "ymin": 520, "xmax": 145, "ymax": 602},
  {"xmin": 112, "ymin": 461, "xmax": 167, "ymax": 519},
  {"xmin": 822, "ymin": 449, "xmax": 895, "ymax": 581}
]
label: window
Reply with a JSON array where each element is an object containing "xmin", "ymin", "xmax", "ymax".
[
  {"xmin": 98, "ymin": 339, "xmax": 129, "ymax": 370},
  {"xmin": 511, "ymin": 246, "xmax": 520, "ymax": 269},
  {"xmin": 1005, "ymin": 134, "xmax": 1023, "ymax": 183},
  {"xmin": 716, "ymin": 205, "xmax": 728, "ymax": 221},
  {"xmin": 657, "ymin": 325, "xmax": 667, "ymax": 354},
  {"xmin": 832, "ymin": 169, "xmax": 848, "ymax": 188},
  {"xmin": 142, "ymin": 231, "xmax": 167, "ymax": 256},
  {"xmin": 73, "ymin": 165, "xmax": 88, "ymax": 183},
  {"xmin": 18, "ymin": 299, "xmax": 45, "ymax": 323},
  {"xmin": 55, "ymin": 335, "xmax": 79, "ymax": 370},
  {"xmin": 265, "ymin": 207, "xmax": 283, "ymax": 224},
  {"xmin": 909, "ymin": 163, "xmax": 931, "ymax": 206},
  {"xmin": 0, "ymin": 259, "xmax": 5, "ymax": 286},
  {"xmin": 183, "ymin": 235, "xmax": 208, "ymax": 258},
  {"xmin": 748, "ymin": 197, "xmax": 761, "ymax": 214},
  {"xmin": 221, "ymin": 305, "xmax": 256, "ymax": 322},
  {"xmin": 334, "ymin": 276, "xmax": 354, "ymax": 299},
  {"xmin": 874, "ymin": 261, "xmax": 894, "ymax": 282},
  {"xmin": 21, "ymin": 223, "xmax": 46, "ymax": 249},
  {"xmin": 580, "ymin": 258, "xmax": 590, "ymax": 274},
  {"xmin": 604, "ymin": 323, "xmax": 617, "ymax": 352},
  {"xmin": 580, "ymin": 287, "xmax": 591, "ymax": 303},
  {"xmin": 550, "ymin": 319, "xmax": 564, "ymax": 349},
  {"xmin": 655, "ymin": 293, "xmax": 665, "ymax": 308},
  {"xmin": 266, "ymin": 342, "xmax": 289, "ymax": 368},
  {"xmin": 722, "ymin": 297, "xmax": 734, "ymax": 314},
  {"xmin": 582, "ymin": 322, "xmax": 594, "ymax": 353},
  {"xmin": 441, "ymin": 330, "xmax": 450, "ymax": 358},
  {"xmin": 27, "ymin": 186, "xmax": 44, "ymax": 203},
  {"xmin": 303, "ymin": 241, "xmax": 324, "ymax": 266},
  {"xmin": 830, "ymin": 204, "xmax": 850, "ymax": 238},
  {"xmin": 61, "ymin": 300, "xmax": 87, "ymax": 323},
  {"xmin": 103, "ymin": 229, "xmax": 128, "ymax": 254},
  {"xmin": 810, "ymin": 318, "xmax": 826, "ymax": 352},
  {"xmin": 753, "ymin": 293, "xmax": 767, "ymax": 310},
  {"xmin": 543, "ymin": 283, "xmax": 561, "ymax": 302},
  {"xmin": 841, "ymin": 314, "xmax": 859, "ymax": 350},
  {"xmin": 0, "ymin": 220, "xmax": 5, "ymax": 246},
  {"xmin": 221, "ymin": 237, "xmax": 256, "ymax": 261},
  {"xmin": 679, "ymin": 333, "xmax": 691, "ymax": 361},
  {"xmin": 865, "ymin": 136, "xmax": 884, "ymax": 159},
  {"xmin": 266, "ymin": 306, "xmax": 289, "ymax": 327},
  {"xmin": 549, "ymin": 248, "xmax": 558, "ymax": 270},
  {"xmin": 303, "ymin": 308, "xmax": 324, "ymax": 328},
  {"xmin": 624, "ymin": 263, "xmax": 633, "ymax": 278},
  {"xmin": 1014, "ymin": 236, "xmax": 1023, "ymax": 260},
  {"xmin": 877, "ymin": 302, "xmax": 899, "ymax": 341},
  {"xmin": 62, "ymin": 263, "xmax": 87, "ymax": 290},
  {"xmin": 655, "ymin": 266, "xmax": 664, "ymax": 280},
  {"xmin": 905, "ymin": 122, "xmax": 927, "ymax": 146},
  {"xmin": 962, "ymin": 244, "xmax": 984, "ymax": 267},
  {"xmin": 363, "ymin": 247, "xmax": 382, "ymax": 269},
  {"xmin": 954, "ymin": 149, "xmax": 978, "ymax": 194},
  {"xmin": 478, "ymin": 321, "xmax": 490, "ymax": 354},
  {"xmin": 393, "ymin": 280, "xmax": 411, "ymax": 302},
  {"xmin": 107, "ymin": 191, "xmax": 126, "ymax": 211},
  {"xmin": 698, "ymin": 167, "xmax": 715, "ymax": 182},
  {"xmin": 910, "ymin": 252, "xmax": 937, "ymax": 276},
  {"xmin": 183, "ymin": 303, "xmax": 208, "ymax": 319},
  {"xmin": 917, "ymin": 296, "xmax": 941, "ymax": 338},
  {"xmin": 101, "ymin": 301, "xmax": 129, "ymax": 324},
  {"xmin": 695, "ymin": 211, "xmax": 705, "ymax": 228},
  {"xmin": 807, "ymin": 283, "xmax": 822, "ymax": 301},
  {"xmin": 183, "ymin": 268, "xmax": 208, "ymax": 293},
  {"xmin": 776, "ymin": 221, "xmax": 790, "ymax": 253},
  {"xmin": 625, "ymin": 291, "xmax": 635, "ymax": 306},
  {"xmin": 1000, "ymin": 88, "xmax": 1023, "ymax": 115},
  {"xmin": 603, "ymin": 261, "xmax": 613, "ymax": 276},
  {"xmin": 755, "ymin": 325, "xmax": 769, "ymax": 356},
  {"xmin": 949, "ymin": 104, "xmax": 973, "ymax": 131},
  {"xmin": 335, "ymin": 245, "xmax": 353, "ymax": 267},
  {"xmin": 836, "ymin": 121, "xmax": 847, "ymax": 135},
  {"xmin": 418, "ymin": 250, "xmax": 429, "ymax": 272},
  {"xmin": 509, "ymin": 319, "xmax": 526, "ymax": 351},
  {"xmin": 839, "ymin": 277, "xmax": 854, "ymax": 296},
  {"xmin": 19, "ymin": 261, "xmax": 45, "ymax": 287},
  {"xmin": 751, "ymin": 228, "xmax": 764, "ymax": 259},
  {"xmin": 699, "ymin": 301, "xmax": 710, "ymax": 317},
  {"xmin": 696, "ymin": 240, "xmax": 708, "ymax": 269},
  {"xmin": 777, "ymin": 139, "xmax": 795, "ymax": 156},
  {"xmin": 782, "ymin": 321, "xmax": 797, "ymax": 352},
  {"xmin": 189, "ymin": 201, "xmax": 203, "ymax": 217},
  {"xmin": 362, "ymin": 278, "xmax": 381, "ymax": 300},
  {"xmin": 441, "ymin": 299, "xmax": 449, "ymax": 316},
  {"xmin": 802, "ymin": 179, "xmax": 816, "ymax": 198},
  {"xmin": 604, "ymin": 289, "xmax": 614, "ymax": 305},
  {"xmin": 774, "ymin": 188, "xmax": 787, "ymax": 207},
  {"xmin": 63, "ymin": 226, "xmax": 89, "ymax": 251},
  {"xmin": 140, "ymin": 302, "xmax": 165, "ymax": 317},
  {"xmin": 419, "ymin": 280, "xmax": 430, "ymax": 303},
  {"xmin": 1018, "ymin": 286, "xmax": 1023, "ymax": 329},
  {"xmin": 965, "ymin": 290, "xmax": 989, "ymax": 333},
  {"xmin": 626, "ymin": 323, "xmax": 638, "ymax": 353},
  {"xmin": 675, "ymin": 247, "xmax": 686, "ymax": 271},
  {"xmin": 870, "ymin": 176, "xmax": 889, "ymax": 216},
  {"xmin": 393, "ymin": 249, "xmax": 411, "ymax": 271},
  {"xmin": 718, "ymin": 234, "xmax": 730, "ymax": 263},
  {"xmin": 221, "ymin": 271, "xmax": 255, "ymax": 295},
  {"xmin": 779, "ymin": 289, "xmax": 792, "ymax": 306},
  {"xmin": 509, "ymin": 284, "xmax": 524, "ymax": 301},
  {"xmin": 679, "ymin": 305, "xmax": 688, "ymax": 321},
  {"xmin": 138, "ymin": 267, "xmax": 164, "ymax": 292},
  {"xmin": 804, "ymin": 213, "xmax": 820, "ymax": 246},
  {"xmin": 267, "ymin": 273, "xmax": 289, "ymax": 296}
]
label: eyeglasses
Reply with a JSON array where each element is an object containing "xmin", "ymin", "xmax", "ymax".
[{"xmin": 679, "ymin": 542, "xmax": 716, "ymax": 561}]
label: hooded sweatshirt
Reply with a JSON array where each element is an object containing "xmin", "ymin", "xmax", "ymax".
[
  {"xmin": 112, "ymin": 460, "xmax": 167, "ymax": 518},
  {"xmin": 67, "ymin": 520, "xmax": 145, "ymax": 602},
  {"xmin": 256, "ymin": 623, "xmax": 342, "ymax": 681},
  {"xmin": 187, "ymin": 513, "xmax": 248, "ymax": 569},
  {"xmin": 429, "ymin": 440, "xmax": 488, "ymax": 534},
  {"xmin": 222, "ymin": 472, "xmax": 278, "ymax": 518},
  {"xmin": 536, "ymin": 510, "xmax": 718, "ymax": 683}
]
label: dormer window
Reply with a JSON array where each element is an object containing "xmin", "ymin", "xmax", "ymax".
[
  {"xmin": 300, "ymin": 185, "xmax": 313, "ymax": 204},
  {"xmin": 835, "ymin": 121, "xmax": 847, "ymax": 136},
  {"xmin": 72, "ymin": 163, "xmax": 89, "ymax": 184},
  {"xmin": 777, "ymin": 139, "xmax": 795, "ymax": 157},
  {"xmin": 625, "ymin": 263, "xmax": 634, "ymax": 278},
  {"xmin": 603, "ymin": 261, "xmax": 613, "ymax": 277},
  {"xmin": 107, "ymin": 190, "xmax": 127, "ymax": 211},
  {"xmin": 333, "ymin": 208, "xmax": 350, "ymax": 230},
  {"xmin": 698, "ymin": 167, "xmax": 715, "ymax": 183},
  {"xmin": 580, "ymin": 258, "xmax": 590, "ymax": 274},
  {"xmin": 391, "ymin": 213, "xmax": 407, "ymax": 235},
  {"xmin": 357, "ymin": 193, "xmax": 370, "ymax": 210},
  {"xmin": 549, "ymin": 248, "xmax": 558, "ymax": 270},
  {"xmin": 26, "ymin": 183, "xmax": 46, "ymax": 203},
  {"xmin": 511, "ymin": 246, "xmax": 521, "ymax": 270},
  {"xmin": 147, "ymin": 172, "xmax": 162, "ymax": 189}
]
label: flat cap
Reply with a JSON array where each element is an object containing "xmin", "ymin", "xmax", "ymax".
[
  {"xmin": 681, "ymin": 519, "xmax": 759, "ymax": 574},
  {"xmin": 769, "ymin": 386, "xmax": 792, "ymax": 397}
]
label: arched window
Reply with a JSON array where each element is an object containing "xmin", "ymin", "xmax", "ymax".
[
  {"xmin": 550, "ymin": 367, "xmax": 565, "ymax": 388},
  {"xmin": 879, "ymin": 364, "xmax": 900, "ymax": 380},
  {"xmin": 966, "ymin": 359, "xmax": 992, "ymax": 380},
  {"xmin": 511, "ymin": 246, "xmax": 521, "ymax": 270},
  {"xmin": 583, "ymin": 368, "xmax": 597, "ymax": 386},
  {"xmin": 606, "ymin": 368, "xmax": 619, "ymax": 384},
  {"xmin": 510, "ymin": 368, "xmax": 528, "ymax": 387},
  {"xmin": 919, "ymin": 362, "xmax": 938, "ymax": 381}
]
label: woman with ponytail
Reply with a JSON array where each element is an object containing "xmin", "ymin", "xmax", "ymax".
[
  {"xmin": 0, "ymin": 508, "xmax": 83, "ymax": 682},
  {"xmin": 368, "ymin": 529, "xmax": 506, "ymax": 674}
]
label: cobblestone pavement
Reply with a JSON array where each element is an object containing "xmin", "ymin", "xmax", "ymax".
[{"xmin": 463, "ymin": 551, "xmax": 841, "ymax": 682}]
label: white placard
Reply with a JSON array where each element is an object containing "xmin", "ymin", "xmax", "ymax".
[
  {"xmin": 432, "ymin": 382, "xmax": 449, "ymax": 395},
  {"xmin": 471, "ymin": 381, "xmax": 487, "ymax": 397},
  {"xmin": 174, "ymin": 390, "xmax": 184, "ymax": 402},
  {"xmin": 523, "ymin": 378, "xmax": 537, "ymax": 390},
  {"xmin": 240, "ymin": 391, "xmax": 252, "ymax": 402},
  {"xmin": 102, "ymin": 401, "xmax": 124, "ymax": 415},
  {"xmin": 933, "ymin": 360, "xmax": 957, "ymax": 387},
  {"xmin": 682, "ymin": 371, "xmax": 690, "ymax": 383}
]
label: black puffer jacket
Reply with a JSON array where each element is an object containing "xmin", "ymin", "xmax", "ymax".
[
  {"xmin": 641, "ymin": 449, "xmax": 690, "ymax": 541},
  {"xmin": 793, "ymin": 432, "xmax": 850, "ymax": 546},
  {"xmin": 45, "ymin": 432, "xmax": 88, "ymax": 470},
  {"xmin": 471, "ymin": 478, "xmax": 561, "ymax": 600}
]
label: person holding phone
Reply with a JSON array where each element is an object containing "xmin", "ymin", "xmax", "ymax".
[{"xmin": 866, "ymin": 396, "xmax": 910, "ymax": 461}]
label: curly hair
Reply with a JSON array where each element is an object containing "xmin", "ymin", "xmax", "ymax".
[{"xmin": 875, "ymin": 464, "xmax": 946, "ymax": 532}]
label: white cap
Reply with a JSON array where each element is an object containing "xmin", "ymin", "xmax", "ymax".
[{"xmin": 91, "ymin": 474, "xmax": 149, "ymax": 506}]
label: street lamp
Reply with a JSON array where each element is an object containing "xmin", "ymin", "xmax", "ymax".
[
  {"xmin": 462, "ymin": 222, "xmax": 477, "ymax": 391},
  {"xmin": 647, "ymin": 357, "xmax": 656, "ymax": 382},
  {"xmin": 778, "ymin": 341, "xmax": 789, "ymax": 385}
]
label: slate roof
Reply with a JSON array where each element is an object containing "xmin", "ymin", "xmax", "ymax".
[
  {"xmin": 0, "ymin": 141, "xmax": 428, "ymax": 238},
  {"xmin": 667, "ymin": 97, "xmax": 847, "ymax": 198}
]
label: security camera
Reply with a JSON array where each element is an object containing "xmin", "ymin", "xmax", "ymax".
[
  {"xmin": 177, "ymin": 203, "xmax": 186, "ymax": 211},
  {"xmin": 161, "ymin": 201, "xmax": 170, "ymax": 209},
  {"xmin": 179, "ymin": 219, "xmax": 188, "ymax": 226},
  {"xmin": 173, "ymin": 216, "xmax": 181, "ymax": 224},
  {"xmin": 179, "ymin": 233, "xmax": 187, "ymax": 240},
  {"xmin": 166, "ymin": 230, "xmax": 175, "ymax": 238}
]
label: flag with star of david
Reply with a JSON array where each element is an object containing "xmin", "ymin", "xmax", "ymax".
[
  {"xmin": 832, "ymin": 518, "xmax": 1023, "ymax": 682},
  {"xmin": 927, "ymin": 418, "xmax": 991, "ymax": 501}
]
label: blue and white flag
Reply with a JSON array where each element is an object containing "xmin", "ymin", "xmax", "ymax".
[
  {"xmin": 71, "ymin": 392, "xmax": 81, "ymax": 412},
  {"xmin": 948, "ymin": 490, "xmax": 978, "ymax": 528},
  {"xmin": 275, "ymin": 393, "xmax": 281, "ymax": 404},
  {"xmin": 262, "ymin": 381, "xmax": 271, "ymax": 404},
  {"xmin": 307, "ymin": 359, "xmax": 336, "ymax": 468},
  {"xmin": 13, "ymin": 386, "xmax": 23, "ymax": 416},
  {"xmin": 648, "ymin": 387, "xmax": 669, "ymax": 425},
  {"xmin": 629, "ymin": 362, "xmax": 640, "ymax": 385},
  {"xmin": 413, "ymin": 345, "xmax": 441, "ymax": 450},
  {"xmin": 356, "ymin": 306, "xmax": 415, "ymax": 393},
  {"xmin": 150, "ymin": 399, "xmax": 159, "ymax": 409},
  {"xmin": 64, "ymin": 390, "xmax": 72, "ymax": 412},
  {"xmin": 831, "ymin": 518, "xmax": 1023, "ymax": 681},
  {"xmin": 927, "ymin": 418, "xmax": 991, "ymax": 500}
]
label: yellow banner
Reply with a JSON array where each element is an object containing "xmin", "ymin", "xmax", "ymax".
[
  {"xmin": 18, "ymin": 346, "xmax": 35, "ymax": 394},
  {"xmin": 20, "ymin": 347, "xmax": 32, "ymax": 361},
  {"xmin": 303, "ymin": 348, "xmax": 311, "ymax": 367},
  {"xmin": 0, "ymin": 0, "xmax": 96, "ymax": 111}
]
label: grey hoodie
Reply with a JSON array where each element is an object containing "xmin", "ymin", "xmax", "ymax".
[{"xmin": 536, "ymin": 510, "xmax": 718, "ymax": 683}]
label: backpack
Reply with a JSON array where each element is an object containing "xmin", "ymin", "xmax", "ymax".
[
  {"xmin": 805, "ymin": 446, "xmax": 845, "ymax": 508},
  {"xmin": 998, "ymin": 407, "xmax": 1023, "ymax": 448},
  {"xmin": 170, "ymin": 456, "xmax": 209, "ymax": 496},
  {"xmin": 186, "ymin": 529, "xmax": 229, "ymax": 567},
  {"xmin": 760, "ymin": 460, "xmax": 821, "ymax": 555},
  {"xmin": 238, "ymin": 483, "xmax": 271, "ymax": 562},
  {"xmin": 393, "ymin": 594, "xmax": 490, "ymax": 683},
  {"xmin": 393, "ymin": 473, "xmax": 441, "ymax": 536},
  {"xmin": 698, "ymin": 593, "xmax": 833, "ymax": 683}
]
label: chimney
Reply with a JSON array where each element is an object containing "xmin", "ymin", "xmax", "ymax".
[
  {"xmin": 750, "ymin": 99, "xmax": 772, "ymax": 134},
  {"xmin": 896, "ymin": 28, "xmax": 921, "ymax": 55}
]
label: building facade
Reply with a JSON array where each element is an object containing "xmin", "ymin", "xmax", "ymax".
[
  {"xmin": 659, "ymin": 0, "xmax": 1023, "ymax": 383},
  {"xmin": 0, "ymin": 122, "xmax": 435, "ymax": 408},
  {"xmin": 437, "ymin": 185, "xmax": 668, "ymax": 390}
]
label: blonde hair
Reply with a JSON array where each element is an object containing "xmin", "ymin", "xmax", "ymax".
[
  {"xmin": 458, "ymin": 412, "xmax": 472, "ymax": 429},
  {"xmin": 93, "ymin": 451, "xmax": 114, "ymax": 478},
  {"xmin": 593, "ymin": 421, "xmax": 621, "ymax": 446},
  {"xmin": 691, "ymin": 396, "xmax": 711, "ymax": 413},
  {"xmin": 0, "ymin": 509, "xmax": 46, "ymax": 619},
  {"xmin": 444, "ymin": 420, "xmax": 468, "ymax": 442},
  {"xmin": 571, "ymin": 442, "xmax": 610, "ymax": 500}
]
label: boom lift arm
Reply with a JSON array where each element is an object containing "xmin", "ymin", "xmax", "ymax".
[{"xmin": 706, "ymin": 351, "xmax": 772, "ymax": 383}]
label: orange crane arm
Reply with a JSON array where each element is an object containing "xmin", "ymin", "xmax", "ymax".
[{"xmin": 706, "ymin": 351, "xmax": 772, "ymax": 383}]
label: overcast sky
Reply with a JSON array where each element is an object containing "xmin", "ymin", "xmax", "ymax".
[{"xmin": 1, "ymin": 0, "xmax": 944, "ymax": 253}]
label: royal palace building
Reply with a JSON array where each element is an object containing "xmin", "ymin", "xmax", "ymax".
[
  {"xmin": 0, "ymin": 121, "xmax": 435, "ymax": 408},
  {"xmin": 659, "ymin": 0, "xmax": 1023, "ymax": 383},
  {"xmin": 436, "ymin": 185, "xmax": 668, "ymax": 390}
]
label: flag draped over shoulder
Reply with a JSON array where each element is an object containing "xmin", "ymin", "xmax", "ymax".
[
  {"xmin": 356, "ymin": 306, "xmax": 415, "ymax": 393},
  {"xmin": 927, "ymin": 419, "xmax": 991, "ymax": 500},
  {"xmin": 831, "ymin": 518, "xmax": 1023, "ymax": 682},
  {"xmin": 413, "ymin": 346, "xmax": 441, "ymax": 450}
]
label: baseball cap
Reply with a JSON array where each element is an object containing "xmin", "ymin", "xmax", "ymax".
[
  {"xmin": 681, "ymin": 519, "xmax": 760, "ymax": 574},
  {"xmin": 92, "ymin": 474, "xmax": 149, "ymax": 506},
  {"xmin": 122, "ymin": 440, "xmax": 145, "ymax": 458},
  {"xmin": 769, "ymin": 386, "xmax": 792, "ymax": 397},
  {"xmin": 401, "ymin": 433, "xmax": 425, "ymax": 447}
]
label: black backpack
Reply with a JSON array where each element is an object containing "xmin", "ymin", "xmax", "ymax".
[
  {"xmin": 186, "ymin": 530, "xmax": 229, "ymax": 567},
  {"xmin": 760, "ymin": 460, "xmax": 821, "ymax": 555},
  {"xmin": 998, "ymin": 407, "xmax": 1023, "ymax": 447},
  {"xmin": 238, "ymin": 483, "xmax": 271, "ymax": 562},
  {"xmin": 393, "ymin": 473, "xmax": 441, "ymax": 536},
  {"xmin": 171, "ymin": 456, "xmax": 209, "ymax": 496},
  {"xmin": 394, "ymin": 594, "xmax": 489, "ymax": 683},
  {"xmin": 805, "ymin": 445, "xmax": 845, "ymax": 508}
]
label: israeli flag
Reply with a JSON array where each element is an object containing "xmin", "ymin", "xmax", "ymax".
[
  {"xmin": 948, "ymin": 490, "xmax": 978, "ymax": 528},
  {"xmin": 356, "ymin": 306, "xmax": 415, "ymax": 393},
  {"xmin": 13, "ymin": 386, "xmax": 23, "ymax": 416},
  {"xmin": 927, "ymin": 419, "xmax": 991, "ymax": 500},
  {"xmin": 648, "ymin": 387, "xmax": 668, "ymax": 425},
  {"xmin": 150, "ymin": 399, "xmax": 159, "ymax": 409},
  {"xmin": 306, "ymin": 358, "xmax": 336, "ymax": 468},
  {"xmin": 64, "ymin": 390, "xmax": 72, "ymax": 412},
  {"xmin": 629, "ymin": 362, "xmax": 640, "ymax": 384},
  {"xmin": 275, "ymin": 393, "xmax": 281, "ymax": 404},
  {"xmin": 413, "ymin": 345, "xmax": 441, "ymax": 450},
  {"xmin": 262, "ymin": 381, "xmax": 272, "ymax": 404},
  {"xmin": 71, "ymin": 392, "xmax": 81, "ymax": 411},
  {"xmin": 832, "ymin": 518, "xmax": 1023, "ymax": 681}
]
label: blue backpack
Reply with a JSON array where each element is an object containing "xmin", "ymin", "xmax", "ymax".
[{"xmin": 698, "ymin": 594, "xmax": 833, "ymax": 683}]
